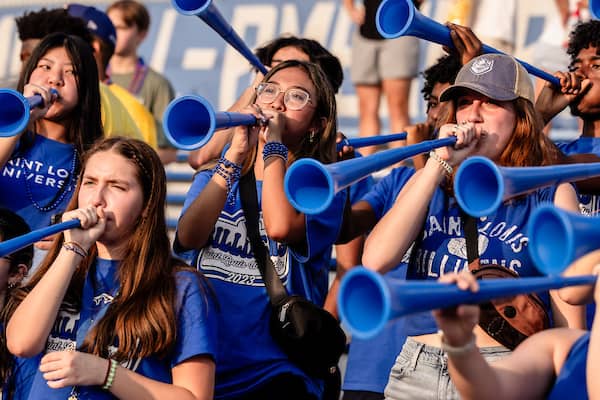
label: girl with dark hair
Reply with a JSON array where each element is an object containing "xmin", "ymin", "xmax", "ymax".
[
  {"xmin": 5, "ymin": 138, "xmax": 216, "ymax": 399},
  {"xmin": 187, "ymin": 35, "xmax": 343, "ymax": 170},
  {"xmin": 362, "ymin": 54, "xmax": 586, "ymax": 400},
  {"xmin": 175, "ymin": 60, "xmax": 344, "ymax": 399},
  {"xmin": 0, "ymin": 32, "xmax": 103, "ymax": 233}
]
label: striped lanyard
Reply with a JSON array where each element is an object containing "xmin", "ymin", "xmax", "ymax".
[{"xmin": 107, "ymin": 57, "xmax": 148, "ymax": 95}]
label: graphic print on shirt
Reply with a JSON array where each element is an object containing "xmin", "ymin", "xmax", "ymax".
[
  {"xmin": 195, "ymin": 208, "xmax": 289, "ymax": 286},
  {"xmin": 46, "ymin": 296, "xmax": 141, "ymax": 371},
  {"xmin": 2, "ymin": 156, "xmax": 73, "ymax": 190},
  {"xmin": 411, "ymin": 214, "xmax": 530, "ymax": 279}
]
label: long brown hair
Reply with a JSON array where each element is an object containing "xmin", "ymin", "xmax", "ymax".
[
  {"xmin": 4, "ymin": 138, "xmax": 201, "ymax": 362},
  {"xmin": 241, "ymin": 60, "xmax": 338, "ymax": 174}
]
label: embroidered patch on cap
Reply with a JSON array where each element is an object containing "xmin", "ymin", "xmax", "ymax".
[{"xmin": 470, "ymin": 58, "xmax": 494, "ymax": 75}]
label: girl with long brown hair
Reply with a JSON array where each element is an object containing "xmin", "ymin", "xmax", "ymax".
[
  {"xmin": 362, "ymin": 54, "xmax": 586, "ymax": 400},
  {"xmin": 5, "ymin": 137, "xmax": 216, "ymax": 399}
]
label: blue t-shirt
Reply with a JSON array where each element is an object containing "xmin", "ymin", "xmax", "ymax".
[
  {"xmin": 556, "ymin": 137, "xmax": 600, "ymax": 215},
  {"xmin": 547, "ymin": 332, "xmax": 589, "ymax": 400},
  {"xmin": 342, "ymin": 167, "xmax": 415, "ymax": 393},
  {"xmin": 0, "ymin": 134, "xmax": 78, "ymax": 230},
  {"xmin": 389, "ymin": 176, "xmax": 558, "ymax": 335},
  {"xmin": 3, "ymin": 355, "xmax": 40, "ymax": 400},
  {"xmin": 175, "ymin": 169, "xmax": 345, "ymax": 399},
  {"xmin": 26, "ymin": 258, "xmax": 217, "ymax": 399}
]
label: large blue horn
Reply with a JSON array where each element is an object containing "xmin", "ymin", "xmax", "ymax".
[
  {"xmin": 171, "ymin": 0, "xmax": 267, "ymax": 74},
  {"xmin": 455, "ymin": 156, "xmax": 600, "ymax": 217},
  {"xmin": 528, "ymin": 205, "xmax": 600, "ymax": 275},
  {"xmin": 163, "ymin": 95, "xmax": 258, "ymax": 150},
  {"xmin": 591, "ymin": 0, "xmax": 600, "ymax": 19},
  {"xmin": 336, "ymin": 132, "xmax": 407, "ymax": 152},
  {"xmin": 338, "ymin": 267, "xmax": 596, "ymax": 339},
  {"xmin": 0, "ymin": 219, "xmax": 81, "ymax": 258},
  {"xmin": 0, "ymin": 88, "xmax": 56, "ymax": 137},
  {"xmin": 375, "ymin": 0, "xmax": 559, "ymax": 86},
  {"xmin": 285, "ymin": 136, "xmax": 456, "ymax": 215}
]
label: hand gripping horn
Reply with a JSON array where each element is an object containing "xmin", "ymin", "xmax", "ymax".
[
  {"xmin": 285, "ymin": 136, "xmax": 456, "ymax": 215},
  {"xmin": 375, "ymin": 0, "xmax": 559, "ymax": 86},
  {"xmin": 0, "ymin": 88, "xmax": 58, "ymax": 137},
  {"xmin": 338, "ymin": 267, "xmax": 596, "ymax": 339}
]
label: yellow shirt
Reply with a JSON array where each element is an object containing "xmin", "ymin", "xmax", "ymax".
[
  {"xmin": 108, "ymin": 83, "xmax": 158, "ymax": 148},
  {"xmin": 99, "ymin": 82, "xmax": 146, "ymax": 144}
]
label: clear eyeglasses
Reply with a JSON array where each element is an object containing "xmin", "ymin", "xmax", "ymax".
[{"xmin": 255, "ymin": 82, "xmax": 314, "ymax": 111}]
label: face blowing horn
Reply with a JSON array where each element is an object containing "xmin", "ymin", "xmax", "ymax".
[
  {"xmin": 375, "ymin": 0, "xmax": 560, "ymax": 86},
  {"xmin": 0, "ymin": 219, "xmax": 81, "ymax": 258},
  {"xmin": 528, "ymin": 205, "xmax": 600, "ymax": 275},
  {"xmin": 454, "ymin": 156, "xmax": 600, "ymax": 217},
  {"xmin": 285, "ymin": 136, "xmax": 456, "ymax": 215},
  {"xmin": 0, "ymin": 88, "xmax": 58, "ymax": 137},
  {"xmin": 171, "ymin": 0, "xmax": 268, "ymax": 74},
  {"xmin": 337, "ymin": 267, "xmax": 596, "ymax": 339},
  {"xmin": 162, "ymin": 95, "xmax": 259, "ymax": 150}
]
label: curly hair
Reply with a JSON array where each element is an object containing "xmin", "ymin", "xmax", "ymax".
[
  {"xmin": 566, "ymin": 20, "xmax": 600, "ymax": 65},
  {"xmin": 15, "ymin": 8, "xmax": 93, "ymax": 44},
  {"xmin": 421, "ymin": 54, "xmax": 462, "ymax": 102},
  {"xmin": 255, "ymin": 35, "xmax": 344, "ymax": 94}
]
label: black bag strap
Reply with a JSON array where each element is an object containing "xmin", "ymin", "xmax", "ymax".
[
  {"xmin": 239, "ymin": 170, "xmax": 288, "ymax": 305},
  {"xmin": 462, "ymin": 211, "xmax": 480, "ymax": 265}
]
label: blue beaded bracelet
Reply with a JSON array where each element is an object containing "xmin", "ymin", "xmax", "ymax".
[
  {"xmin": 263, "ymin": 142, "xmax": 288, "ymax": 163},
  {"xmin": 214, "ymin": 157, "xmax": 242, "ymax": 205}
]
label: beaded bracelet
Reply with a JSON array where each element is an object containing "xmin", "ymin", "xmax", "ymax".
[
  {"xmin": 263, "ymin": 142, "xmax": 288, "ymax": 163},
  {"xmin": 214, "ymin": 157, "xmax": 242, "ymax": 206},
  {"xmin": 429, "ymin": 151, "xmax": 453, "ymax": 176},
  {"xmin": 62, "ymin": 241, "xmax": 88, "ymax": 258},
  {"xmin": 439, "ymin": 331, "xmax": 476, "ymax": 356},
  {"xmin": 102, "ymin": 359, "xmax": 118, "ymax": 390}
]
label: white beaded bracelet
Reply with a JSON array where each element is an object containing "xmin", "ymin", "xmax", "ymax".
[
  {"xmin": 429, "ymin": 151, "xmax": 453, "ymax": 176},
  {"xmin": 439, "ymin": 331, "xmax": 476, "ymax": 356}
]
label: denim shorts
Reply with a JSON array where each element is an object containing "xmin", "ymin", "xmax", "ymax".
[{"xmin": 384, "ymin": 337, "xmax": 511, "ymax": 400}]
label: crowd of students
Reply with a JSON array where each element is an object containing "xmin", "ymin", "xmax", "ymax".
[{"xmin": 0, "ymin": 1, "xmax": 599, "ymax": 399}]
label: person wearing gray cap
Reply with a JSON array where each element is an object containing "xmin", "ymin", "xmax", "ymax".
[{"xmin": 359, "ymin": 53, "xmax": 586, "ymax": 400}]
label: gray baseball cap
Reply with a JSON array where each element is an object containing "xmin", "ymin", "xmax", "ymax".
[{"xmin": 440, "ymin": 54, "xmax": 535, "ymax": 104}]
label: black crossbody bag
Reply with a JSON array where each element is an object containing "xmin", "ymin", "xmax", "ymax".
[{"xmin": 239, "ymin": 170, "xmax": 346, "ymax": 391}]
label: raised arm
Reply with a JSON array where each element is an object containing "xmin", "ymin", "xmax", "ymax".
[
  {"xmin": 433, "ymin": 272, "xmax": 576, "ymax": 400},
  {"xmin": 7, "ymin": 206, "xmax": 105, "ymax": 356},
  {"xmin": 363, "ymin": 122, "xmax": 477, "ymax": 273},
  {"xmin": 0, "ymin": 84, "xmax": 55, "ymax": 169},
  {"xmin": 177, "ymin": 118, "xmax": 257, "ymax": 250},
  {"xmin": 550, "ymin": 182, "xmax": 587, "ymax": 329}
]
